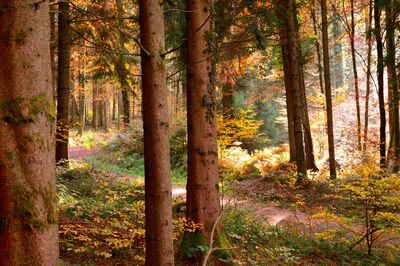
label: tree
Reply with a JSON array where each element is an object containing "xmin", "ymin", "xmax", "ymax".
[
  {"xmin": 276, "ymin": 0, "xmax": 307, "ymax": 181},
  {"xmin": 374, "ymin": 0, "xmax": 386, "ymax": 167},
  {"xmin": 321, "ymin": 0, "xmax": 337, "ymax": 178},
  {"xmin": 350, "ymin": 0, "xmax": 362, "ymax": 151},
  {"xmin": 385, "ymin": 0, "xmax": 399, "ymax": 171},
  {"xmin": 139, "ymin": 0, "xmax": 175, "ymax": 265},
  {"xmin": 363, "ymin": 0, "xmax": 373, "ymax": 151},
  {"xmin": 185, "ymin": 0, "xmax": 222, "ymax": 248},
  {"xmin": 0, "ymin": 0, "xmax": 58, "ymax": 264},
  {"xmin": 56, "ymin": 0, "xmax": 71, "ymax": 163}
]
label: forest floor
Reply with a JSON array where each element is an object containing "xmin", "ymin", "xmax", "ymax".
[{"xmin": 59, "ymin": 130, "xmax": 400, "ymax": 265}]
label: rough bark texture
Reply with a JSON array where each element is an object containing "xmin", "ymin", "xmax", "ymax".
[
  {"xmin": 186, "ymin": 0, "xmax": 222, "ymax": 235},
  {"xmin": 139, "ymin": 0, "xmax": 175, "ymax": 265},
  {"xmin": 56, "ymin": 0, "xmax": 70, "ymax": 163},
  {"xmin": 0, "ymin": 0, "xmax": 59, "ymax": 264},
  {"xmin": 277, "ymin": 0, "xmax": 307, "ymax": 180},
  {"xmin": 374, "ymin": 0, "xmax": 386, "ymax": 167},
  {"xmin": 321, "ymin": 0, "xmax": 337, "ymax": 178}
]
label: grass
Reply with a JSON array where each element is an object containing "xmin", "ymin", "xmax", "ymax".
[{"xmin": 87, "ymin": 156, "xmax": 187, "ymax": 186}]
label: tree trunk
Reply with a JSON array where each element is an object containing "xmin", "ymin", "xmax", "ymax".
[
  {"xmin": 112, "ymin": 88, "xmax": 117, "ymax": 121},
  {"xmin": 185, "ymin": 0, "xmax": 222, "ymax": 245},
  {"xmin": 277, "ymin": 0, "xmax": 307, "ymax": 181},
  {"xmin": 0, "ymin": 1, "xmax": 58, "ymax": 264},
  {"xmin": 139, "ymin": 0, "xmax": 175, "ymax": 265},
  {"xmin": 56, "ymin": 0, "xmax": 70, "ymax": 163},
  {"xmin": 116, "ymin": 0, "xmax": 130, "ymax": 127},
  {"xmin": 321, "ymin": 0, "xmax": 337, "ymax": 178},
  {"xmin": 350, "ymin": 0, "xmax": 362, "ymax": 151},
  {"xmin": 363, "ymin": 0, "xmax": 373, "ymax": 151},
  {"xmin": 92, "ymin": 79, "xmax": 98, "ymax": 130},
  {"xmin": 78, "ymin": 72, "xmax": 86, "ymax": 136},
  {"xmin": 300, "ymin": 68, "xmax": 318, "ymax": 171},
  {"xmin": 385, "ymin": 0, "xmax": 399, "ymax": 171},
  {"xmin": 332, "ymin": 0, "xmax": 344, "ymax": 90},
  {"xmin": 374, "ymin": 0, "xmax": 386, "ymax": 167},
  {"xmin": 310, "ymin": 0, "xmax": 324, "ymax": 94},
  {"xmin": 281, "ymin": 41, "xmax": 297, "ymax": 162}
]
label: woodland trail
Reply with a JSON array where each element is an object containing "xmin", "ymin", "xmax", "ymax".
[{"xmin": 72, "ymin": 148, "xmax": 400, "ymax": 248}]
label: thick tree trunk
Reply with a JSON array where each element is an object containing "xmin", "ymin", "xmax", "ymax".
[
  {"xmin": 277, "ymin": 0, "xmax": 307, "ymax": 181},
  {"xmin": 374, "ymin": 0, "xmax": 386, "ymax": 167},
  {"xmin": 385, "ymin": 0, "xmax": 399, "ymax": 171},
  {"xmin": 0, "ymin": 1, "xmax": 58, "ymax": 264},
  {"xmin": 321, "ymin": 0, "xmax": 337, "ymax": 178},
  {"xmin": 185, "ymin": 0, "xmax": 222, "ymax": 241},
  {"xmin": 350, "ymin": 0, "xmax": 362, "ymax": 151},
  {"xmin": 56, "ymin": 0, "xmax": 70, "ymax": 163},
  {"xmin": 139, "ymin": 1, "xmax": 175, "ymax": 265}
]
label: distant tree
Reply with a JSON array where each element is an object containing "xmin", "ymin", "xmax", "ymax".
[
  {"xmin": 0, "ymin": 0, "xmax": 58, "ymax": 264},
  {"xmin": 56, "ymin": 0, "xmax": 71, "ymax": 163},
  {"xmin": 139, "ymin": 0, "xmax": 175, "ymax": 265}
]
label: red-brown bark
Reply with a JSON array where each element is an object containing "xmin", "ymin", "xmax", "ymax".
[
  {"xmin": 139, "ymin": 0, "xmax": 175, "ymax": 265},
  {"xmin": 0, "ymin": 0, "xmax": 58, "ymax": 264},
  {"xmin": 186, "ymin": 0, "xmax": 222, "ymax": 235}
]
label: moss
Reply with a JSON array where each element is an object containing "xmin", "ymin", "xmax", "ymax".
[
  {"xmin": 181, "ymin": 230, "xmax": 208, "ymax": 259},
  {"xmin": 15, "ymin": 30, "xmax": 27, "ymax": 45},
  {"xmin": 1, "ymin": 93, "xmax": 55, "ymax": 125},
  {"xmin": 12, "ymin": 183, "xmax": 58, "ymax": 231},
  {"xmin": 213, "ymin": 230, "xmax": 235, "ymax": 264}
]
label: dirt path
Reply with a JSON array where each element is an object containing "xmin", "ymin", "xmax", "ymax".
[{"xmin": 69, "ymin": 146, "xmax": 97, "ymax": 159}]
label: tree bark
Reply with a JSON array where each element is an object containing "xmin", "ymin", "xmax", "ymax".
[
  {"xmin": 321, "ymin": 0, "xmax": 337, "ymax": 178},
  {"xmin": 374, "ymin": 0, "xmax": 386, "ymax": 167},
  {"xmin": 277, "ymin": 0, "xmax": 307, "ymax": 181},
  {"xmin": 56, "ymin": 0, "xmax": 70, "ymax": 163},
  {"xmin": 385, "ymin": 0, "xmax": 399, "ymax": 171},
  {"xmin": 139, "ymin": 0, "xmax": 175, "ymax": 265},
  {"xmin": 0, "ymin": 1, "xmax": 59, "ymax": 264},
  {"xmin": 186, "ymin": 0, "xmax": 222, "ymax": 239},
  {"xmin": 281, "ymin": 46, "xmax": 297, "ymax": 162}
]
